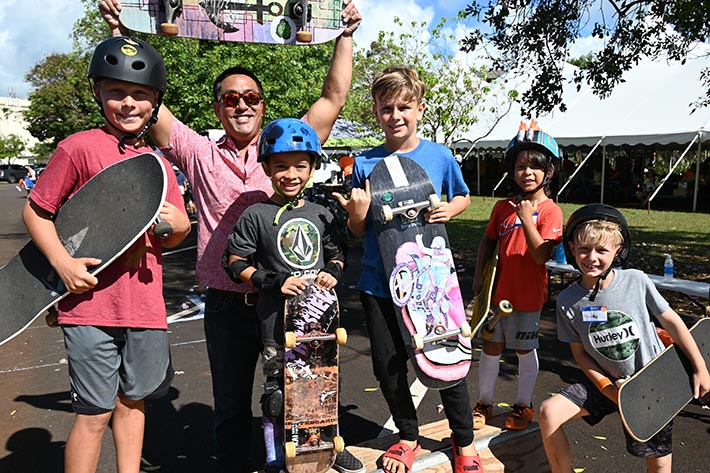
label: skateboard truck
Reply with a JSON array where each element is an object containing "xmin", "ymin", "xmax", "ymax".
[
  {"xmin": 292, "ymin": 0, "xmax": 313, "ymax": 43},
  {"xmin": 381, "ymin": 194, "xmax": 441, "ymax": 224},
  {"xmin": 285, "ymin": 327, "xmax": 347, "ymax": 349},
  {"xmin": 411, "ymin": 320, "xmax": 472, "ymax": 350},
  {"xmin": 160, "ymin": 0, "xmax": 183, "ymax": 36},
  {"xmin": 479, "ymin": 300, "xmax": 513, "ymax": 340}
]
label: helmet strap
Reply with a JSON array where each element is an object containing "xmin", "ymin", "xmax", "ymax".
[
  {"xmin": 588, "ymin": 267, "xmax": 613, "ymax": 302},
  {"xmin": 272, "ymin": 178, "xmax": 314, "ymax": 226}
]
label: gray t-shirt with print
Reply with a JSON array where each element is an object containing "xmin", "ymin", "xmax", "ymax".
[{"xmin": 556, "ymin": 268, "xmax": 669, "ymax": 380}]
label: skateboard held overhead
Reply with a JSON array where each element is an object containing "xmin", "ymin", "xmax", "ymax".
[
  {"xmin": 466, "ymin": 245, "xmax": 513, "ymax": 340},
  {"xmin": 618, "ymin": 317, "xmax": 710, "ymax": 442},
  {"xmin": 283, "ymin": 275, "xmax": 345, "ymax": 473},
  {"xmin": 370, "ymin": 154, "xmax": 471, "ymax": 390},
  {"xmin": 0, "ymin": 153, "xmax": 168, "ymax": 346},
  {"xmin": 119, "ymin": 0, "xmax": 346, "ymax": 45}
]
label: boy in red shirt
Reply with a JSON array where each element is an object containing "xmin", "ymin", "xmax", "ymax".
[
  {"xmin": 23, "ymin": 37, "xmax": 190, "ymax": 472},
  {"xmin": 471, "ymin": 121, "xmax": 563, "ymax": 431}
]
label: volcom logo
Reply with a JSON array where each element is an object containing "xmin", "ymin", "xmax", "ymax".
[
  {"xmin": 588, "ymin": 310, "xmax": 640, "ymax": 361},
  {"xmin": 278, "ymin": 218, "xmax": 320, "ymax": 269}
]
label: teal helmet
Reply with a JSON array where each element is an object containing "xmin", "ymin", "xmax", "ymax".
[
  {"xmin": 503, "ymin": 120, "xmax": 561, "ymax": 174},
  {"xmin": 257, "ymin": 118, "xmax": 321, "ymax": 167}
]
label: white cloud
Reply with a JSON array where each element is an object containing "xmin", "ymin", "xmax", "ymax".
[{"xmin": 0, "ymin": 0, "xmax": 84, "ymax": 98}]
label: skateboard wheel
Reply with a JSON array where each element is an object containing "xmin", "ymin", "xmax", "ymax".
[
  {"xmin": 335, "ymin": 327, "xmax": 347, "ymax": 345},
  {"xmin": 381, "ymin": 205, "xmax": 393, "ymax": 223},
  {"xmin": 412, "ymin": 333, "xmax": 424, "ymax": 350},
  {"xmin": 499, "ymin": 300, "xmax": 513, "ymax": 315},
  {"xmin": 480, "ymin": 324, "xmax": 495, "ymax": 340},
  {"xmin": 160, "ymin": 23, "xmax": 179, "ymax": 36},
  {"xmin": 460, "ymin": 320, "xmax": 472, "ymax": 338},
  {"xmin": 296, "ymin": 31, "xmax": 313, "ymax": 43},
  {"xmin": 285, "ymin": 331, "xmax": 297, "ymax": 348},
  {"xmin": 333, "ymin": 436, "xmax": 345, "ymax": 453},
  {"xmin": 285, "ymin": 441, "xmax": 297, "ymax": 459},
  {"xmin": 428, "ymin": 193, "xmax": 441, "ymax": 209}
]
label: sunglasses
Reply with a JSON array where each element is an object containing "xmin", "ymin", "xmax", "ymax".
[{"xmin": 219, "ymin": 91, "xmax": 263, "ymax": 108}]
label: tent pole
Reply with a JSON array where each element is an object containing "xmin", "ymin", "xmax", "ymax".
[
  {"xmin": 642, "ymin": 134, "xmax": 700, "ymax": 209},
  {"xmin": 557, "ymin": 136, "xmax": 605, "ymax": 200},
  {"xmin": 600, "ymin": 145, "xmax": 607, "ymax": 204},
  {"xmin": 693, "ymin": 134, "xmax": 701, "ymax": 212}
]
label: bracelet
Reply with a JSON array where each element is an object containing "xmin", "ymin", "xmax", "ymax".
[{"xmin": 595, "ymin": 377, "xmax": 613, "ymax": 391}]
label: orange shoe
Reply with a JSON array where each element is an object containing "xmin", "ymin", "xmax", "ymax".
[
  {"xmin": 472, "ymin": 401, "xmax": 493, "ymax": 430},
  {"xmin": 504, "ymin": 403, "xmax": 534, "ymax": 430}
]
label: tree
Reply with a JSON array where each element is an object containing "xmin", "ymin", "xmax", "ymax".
[
  {"xmin": 344, "ymin": 16, "xmax": 517, "ymax": 146},
  {"xmin": 0, "ymin": 134, "xmax": 26, "ymax": 162},
  {"xmin": 461, "ymin": 0, "xmax": 710, "ymax": 116},
  {"xmin": 23, "ymin": 1, "xmax": 336, "ymax": 148}
]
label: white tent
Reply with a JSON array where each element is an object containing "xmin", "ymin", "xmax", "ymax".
[{"xmin": 460, "ymin": 52, "xmax": 710, "ymax": 210}]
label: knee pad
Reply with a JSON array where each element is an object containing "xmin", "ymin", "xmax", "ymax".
[{"xmin": 261, "ymin": 378, "xmax": 284, "ymax": 420}]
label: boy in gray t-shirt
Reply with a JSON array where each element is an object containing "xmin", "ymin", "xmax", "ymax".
[{"xmin": 537, "ymin": 204, "xmax": 710, "ymax": 473}]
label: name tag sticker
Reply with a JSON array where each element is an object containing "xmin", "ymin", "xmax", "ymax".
[{"xmin": 582, "ymin": 306, "xmax": 608, "ymax": 323}]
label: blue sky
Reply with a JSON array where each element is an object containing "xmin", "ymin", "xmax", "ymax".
[{"xmin": 0, "ymin": 1, "xmax": 479, "ymax": 99}]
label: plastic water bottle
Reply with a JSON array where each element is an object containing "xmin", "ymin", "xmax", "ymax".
[
  {"xmin": 555, "ymin": 243, "xmax": 567, "ymax": 264},
  {"xmin": 663, "ymin": 254, "xmax": 674, "ymax": 280}
]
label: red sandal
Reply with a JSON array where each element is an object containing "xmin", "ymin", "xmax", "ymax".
[
  {"xmin": 380, "ymin": 442, "xmax": 421, "ymax": 473},
  {"xmin": 451, "ymin": 435, "xmax": 483, "ymax": 473}
]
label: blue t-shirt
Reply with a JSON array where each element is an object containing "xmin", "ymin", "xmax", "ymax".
[{"xmin": 352, "ymin": 139, "xmax": 469, "ymax": 297}]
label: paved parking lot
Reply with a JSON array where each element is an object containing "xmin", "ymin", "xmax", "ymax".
[{"xmin": 1, "ymin": 183, "xmax": 709, "ymax": 472}]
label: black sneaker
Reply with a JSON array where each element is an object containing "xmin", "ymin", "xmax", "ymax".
[{"xmin": 333, "ymin": 448, "xmax": 365, "ymax": 473}]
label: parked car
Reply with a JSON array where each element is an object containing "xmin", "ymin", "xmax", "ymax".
[{"xmin": 0, "ymin": 164, "xmax": 29, "ymax": 184}]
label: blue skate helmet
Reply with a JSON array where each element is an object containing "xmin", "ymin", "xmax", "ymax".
[{"xmin": 258, "ymin": 118, "xmax": 322, "ymax": 168}]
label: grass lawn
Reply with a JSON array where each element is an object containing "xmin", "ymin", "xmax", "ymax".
[{"xmin": 448, "ymin": 196, "xmax": 710, "ymax": 316}]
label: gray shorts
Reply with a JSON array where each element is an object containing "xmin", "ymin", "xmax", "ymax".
[
  {"xmin": 559, "ymin": 378, "xmax": 672, "ymax": 458},
  {"xmin": 481, "ymin": 309, "xmax": 540, "ymax": 350},
  {"xmin": 63, "ymin": 325, "xmax": 173, "ymax": 415}
]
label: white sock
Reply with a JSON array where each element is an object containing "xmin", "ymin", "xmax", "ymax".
[
  {"xmin": 478, "ymin": 352, "xmax": 501, "ymax": 404},
  {"xmin": 516, "ymin": 350, "xmax": 539, "ymax": 406}
]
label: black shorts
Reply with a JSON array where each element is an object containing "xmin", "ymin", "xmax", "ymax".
[{"xmin": 559, "ymin": 378, "xmax": 672, "ymax": 458}]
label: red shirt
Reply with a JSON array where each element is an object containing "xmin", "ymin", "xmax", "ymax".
[
  {"xmin": 30, "ymin": 127, "xmax": 185, "ymax": 329},
  {"xmin": 485, "ymin": 198, "xmax": 563, "ymax": 311}
]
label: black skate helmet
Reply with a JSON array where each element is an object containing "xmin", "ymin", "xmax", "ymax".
[
  {"xmin": 88, "ymin": 37, "xmax": 166, "ymax": 143},
  {"xmin": 562, "ymin": 203, "xmax": 630, "ymax": 270},
  {"xmin": 88, "ymin": 36, "xmax": 166, "ymax": 95},
  {"xmin": 563, "ymin": 204, "xmax": 630, "ymax": 301}
]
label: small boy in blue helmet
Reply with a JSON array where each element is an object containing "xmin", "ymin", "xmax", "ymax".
[{"xmin": 223, "ymin": 118, "xmax": 345, "ymax": 472}]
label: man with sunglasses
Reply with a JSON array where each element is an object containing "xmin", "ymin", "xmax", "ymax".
[{"xmin": 100, "ymin": 1, "xmax": 362, "ymax": 472}]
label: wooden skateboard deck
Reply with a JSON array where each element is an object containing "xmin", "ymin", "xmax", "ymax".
[
  {"xmin": 0, "ymin": 153, "xmax": 168, "ymax": 346},
  {"xmin": 119, "ymin": 0, "xmax": 345, "ymax": 45},
  {"xmin": 618, "ymin": 317, "xmax": 710, "ymax": 442},
  {"xmin": 466, "ymin": 243, "xmax": 513, "ymax": 340},
  {"xmin": 283, "ymin": 275, "xmax": 344, "ymax": 473},
  {"xmin": 370, "ymin": 155, "xmax": 471, "ymax": 389}
]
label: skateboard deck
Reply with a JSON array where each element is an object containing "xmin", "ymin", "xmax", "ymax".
[
  {"xmin": 119, "ymin": 0, "xmax": 345, "ymax": 45},
  {"xmin": 466, "ymin": 244, "xmax": 513, "ymax": 340},
  {"xmin": 370, "ymin": 155, "xmax": 472, "ymax": 389},
  {"xmin": 618, "ymin": 317, "xmax": 710, "ymax": 442},
  {"xmin": 0, "ymin": 153, "xmax": 168, "ymax": 346},
  {"xmin": 283, "ymin": 275, "xmax": 345, "ymax": 473}
]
